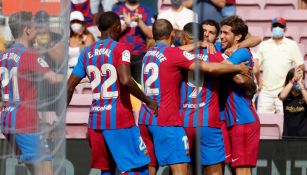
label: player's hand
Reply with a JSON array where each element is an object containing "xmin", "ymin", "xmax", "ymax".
[
  {"xmin": 224, "ymin": 44, "xmax": 238, "ymax": 56},
  {"xmin": 133, "ymin": 9, "xmax": 143, "ymax": 23},
  {"xmin": 207, "ymin": 43, "xmax": 216, "ymax": 54},
  {"xmin": 147, "ymin": 99, "xmax": 158, "ymax": 115},
  {"xmin": 123, "ymin": 10, "xmax": 131, "ymax": 26},
  {"xmin": 238, "ymin": 62, "xmax": 252, "ymax": 76}
]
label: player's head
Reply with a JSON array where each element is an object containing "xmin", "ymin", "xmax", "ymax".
[
  {"xmin": 220, "ymin": 16, "xmax": 248, "ymax": 50},
  {"xmin": 153, "ymin": 19, "xmax": 174, "ymax": 45},
  {"xmin": 126, "ymin": 0, "xmax": 139, "ymax": 5},
  {"xmin": 9, "ymin": 11, "xmax": 37, "ymax": 41},
  {"xmin": 182, "ymin": 22, "xmax": 204, "ymax": 45},
  {"xmin": 97, "ymin": 12, "xmax": 121, "ymax": 40},
  {"xmin": 201, "ymin": 19, "xmax": 220, "ymax": 43},
  {"xmin": 171, "ymin": 0, "xmax": 184, "ymax": 9}
]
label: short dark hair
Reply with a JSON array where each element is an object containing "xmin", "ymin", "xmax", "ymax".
[
  {"xmin": 9, "ymin": 11, "xmax": 33, "ymax": 39},
  {"xmin": 183, "ymin": 22, "xmax": 204, "ymax": 41},
  {"xmin": 97, "ymin": 11, "xmax": 120, "ymax": 32},
  {"xmin": 34, "ymin": 10, "xmax": 49, "ymax": 24},
  {"xmin": 220, "ymin": 16, "xmax": 248, "ymax": 42},
  {"xmin": 201, "ymin": 19, "xmax": 220, "ymax": 37},
  {"xmin": 153, "ymin": 19, "xmax": 173, "ymax": 41}
]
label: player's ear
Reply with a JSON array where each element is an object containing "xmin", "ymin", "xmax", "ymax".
[{"xmin": 235, "ymin": 34, "xmax": 242, "ymax": 43}]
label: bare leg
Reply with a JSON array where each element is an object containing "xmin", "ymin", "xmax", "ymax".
[
  {"xmin": 169, "ymin": 163, "xmax": 188, "ymax": 175},
  {"xmin": 234, "ymin": 166, "xmax": 252, "ymax": 175},
  {"xmin": 204, "ymin": 163, "xmax": 224, "ymax": 175}
]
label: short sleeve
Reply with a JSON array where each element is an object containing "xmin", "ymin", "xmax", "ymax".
[
  {"xmin": 114, "ymin": 44, "xmax": 132, "ymax": 67},
  {"xmin": 215, "ymin": 41, "xmax": 223, "ymax": 52},
  {"xmin": 227, "ymin": 48, "xmax": 251, "ymax": 65},
  {"xmin": 72, "ymin": 48, "xmax": 87, "ymax": 78},
  {"xmin": 172, "ymin": 49, "xmax": 195, "ymax": 69},
  {"xmin": 292, "ymin": 42, "xmax": 304, "ymax": 67},
  {"xmin": 23, "ymin": 51, "xmax": 51, "ymax": 74}
]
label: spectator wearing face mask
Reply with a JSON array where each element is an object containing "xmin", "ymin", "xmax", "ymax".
[
  {"xmin": 157, "ymin": 0, "xmax": 198, "ymax": 30},
  {"xmin": 68, "ymin": 11, "xmax": 95, "ymax": 74},
  {"xmin": 254, "ymin": 18, "xmax": 304, "ymax": 114}
]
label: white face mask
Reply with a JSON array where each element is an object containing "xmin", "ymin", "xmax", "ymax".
[{"xmin": 71, "ymin": 23, "xmax": 83, "ymax": 33}]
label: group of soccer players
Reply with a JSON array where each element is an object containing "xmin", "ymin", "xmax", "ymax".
[{"xmin": 1, "ymin": 9, "xmax": 260, "ymax": 175}]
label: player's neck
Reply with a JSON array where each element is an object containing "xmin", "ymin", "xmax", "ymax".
[
  {"xmin": 100, "ymin": 32, "xmax": 113, "ymax": 41},
  {"xmin": 16, "ymin": 37, "xmax": 30, "ymax": 47},
  {"xmin": 273, "ymin": 37, "xmax": 283, "ymax": 45},
  {"xmin": 125, "ymin": 2, "xmax": 139, "ymax": 10},
  {"xmin": 156, "ymin": 40, "xmax": 171, "ymax": 46}
]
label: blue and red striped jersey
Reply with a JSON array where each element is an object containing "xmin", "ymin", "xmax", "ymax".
[
  {"xmin": 72, "ymin": 38, "xmax": 135, "ymax": 130},
  {"xmin": 221, "ymin": 48, "xmax": 259, "ymax": 127},
  {"xmin": 113, "ymin": 3, "xmax": 154, "ymax": 55},
  {"xmin": 1, "ymin": 43, "xmax": 51, "ymax": 134},
  {"xmin": 180, "ymin": 49, "xmax": 224, "ymax": 128},
  {"xmin": 71, "ymin": 0, "xmax": 93, "ymax": 27},
  {"xmin": 139, "ymin": 42, "xmax": 195, "ymax": 126}
]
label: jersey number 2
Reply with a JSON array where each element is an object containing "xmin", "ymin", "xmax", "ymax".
[{"xmin": 0, "ymin": 67, "xmax": 19, "ymax": 102}]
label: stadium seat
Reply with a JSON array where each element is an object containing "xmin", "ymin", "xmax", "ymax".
[
  {"xmin": 67, "ymin": 93, "xmax": 92, "ymax": 113},
  {"xmin": 236, "ymin": 0, "xmax": 264, "ymax": 15},
  {"xmin": 248, "ymin": 26, "xmax": 264, "ymax": 40},
  {"xmin": 299, "ymin": 27, "xmax": 307, "ymax": 48},
  {"xmin": 244, "ymin": 10, "xmax": 280, "ymax": 32},
  {"xmin": 298, "ymin": 43, "xmax": 306, "ymax": 61},
  {"xmin": 282, "ymin": 10, "xmax": 307, "ymax": 29},
  {"xmin": 264, "ymin": 0, "xmax": 297, "ymax": 12},
  {"xmin": 75, "ymin": 83, "xmax": 92, "ymax": 94},
  {"xmin": 66, "ymin": 125, "xmax": 87, "ymax": 138},
  {"xmin": 66, "ymin": 111, "xmax": 89, "ymax": 139},
  {"xmin": 258, "ymin": 113, "xmax": 283, "ymax": 139}
]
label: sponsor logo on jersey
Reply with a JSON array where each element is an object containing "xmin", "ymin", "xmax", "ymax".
[
  {"xmin": 37, "ymin": 57, "xmax": 49, "ymax": 68},
  {"xmin": 122, "ymin": 50, "xmax": 131, "ymax": 63},
  {"xmin": 183, "ymin": 51, "xmax": 195, "ymax": 60}
]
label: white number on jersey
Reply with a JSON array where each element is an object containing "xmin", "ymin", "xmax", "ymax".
[
  {"xmin": 87, "ymin": 64, "xmax": 118, "ymax": 99},
  {"xmin": 187, "ymin": 71, "xmax": 204, "ymax": 98},
  {"xmin": 0, "ymin": 67, "xmax": 20, "ymax": 102},
  {"xmin": 139, "ymin": 136, "xmax": 147, "ymax": 151},
  {"xmin": 144, "ymin": 62, "xmax": 159, "ymax": 96}
]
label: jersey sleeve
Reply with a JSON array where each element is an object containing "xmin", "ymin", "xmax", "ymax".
[
  {"xmin": 172, "ymin": 49, "xmax": 195, "ymax": 69},
  {"xmin": 24, "ymin": 51, "xmax": 51, "ymax": 74},
  {"xmin": 227, "ymin": 48, "xmax": 251, "ymax": 65},
  {"xmin": 72, "ymin": 48, "xmax": 87, "ymax": 78},
  {"xmin": 144, "ymin": 7, "xmax": 154, "ymax": 26},
  {"xmin": 114, "ymin": 43, "xmax": 132, "ymax": 67}
]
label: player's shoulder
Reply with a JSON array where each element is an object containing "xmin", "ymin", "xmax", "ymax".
[{"xmin": 233, "ymin": 47, "xmax": 251, "ymax": 56}]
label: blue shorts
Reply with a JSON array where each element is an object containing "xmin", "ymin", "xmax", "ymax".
[
  {"xmin": 148, "ymin": 126, "xmax": 190, "ymax": 166},
  {"xmin": 102, "ymin": 126, "xmax": 150, "ymax": 173},
  {"xmin": 200, "ymin": 126, "xmax": 225, "ymax": 166},
  {"xmin": 10, "ymin": 133, "xmax": 51, "ymax": 163}
]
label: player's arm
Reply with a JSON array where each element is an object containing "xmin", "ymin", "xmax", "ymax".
[
  {"xmin": 117, "ymin": 64, "xmax": 158, "ymax": 113},
  {"xmin": 67, "ymin": 74, "xmax": 82, "ymax": 106},
  {"xmin": 224, "ymin": 33, "xmax": 262, "ymax": 56},
  {"xmin": 211, "ymin": 0, "xmax": 226, "ymax": 8},
  {"xmin": 189, "ymin": 61, "xmax": 250, "ymax": 76}
]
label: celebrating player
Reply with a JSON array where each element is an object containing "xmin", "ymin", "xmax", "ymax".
[{"xmin": 67, "ymin": 12, "xmax": 158, "ymax": 175}]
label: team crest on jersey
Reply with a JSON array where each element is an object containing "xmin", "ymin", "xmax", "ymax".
[
  {"xmin": 183, "ymin": 51, "xmax": 195, "ymax": 60},
  {"xmin": 37, "ymin": 57, "xmax": 49, "ymax": 68},
  {"xmin": 122, "ymin": 50, "xmax": 131, "ymax": 63}
]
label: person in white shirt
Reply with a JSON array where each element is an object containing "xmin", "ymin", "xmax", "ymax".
[
  {"xmin": 157, "ymin": 0, "xmax": 198, "ymax": 30},
  {"xmin": 255, "ymin": 17, "xmax": 304, "ymax": 114}
]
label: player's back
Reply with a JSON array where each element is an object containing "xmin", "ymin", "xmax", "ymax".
[
  {"xmin": 0, "ymin": 43, "xmax": 49, "ymax": 133},
  {"xmin": 73, "ymin": 38, "xmax": 135, "ymax": 130},
  {"xmin": 139, "ymin": 42, "xmax": 194, "ymax": 126}
]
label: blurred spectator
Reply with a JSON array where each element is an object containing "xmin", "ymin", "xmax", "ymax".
[
  {"xmin": 158, "ymin": 0, "xmax": 198, "ymax": 30},
  {"xmin": 195, "ymin": 0, "xmax": 225, "ymax": 24},
  {"xmin": 0, "ymin": 35, "xmax": 5, "ymax": 51},
  {"xmin": 71, "ymin": 0, "xmax": 94, "ymax": 27},
  {"xmin": 90, "ymin": 0, "xmax": 118, "ymax": 12},
  {"xmin": 222, "ymin": 0, "xmax": 236, "ymax": 18},
  {"xmin": 183, "ymin": 0, "xmax": 193, "ymax": 8},
  {"xmin": 139, "ymin": 0, "xmax": 158, "ymax": 16},
  {"xmin": 34, "ymin": 10, "xmax": 65, "ymax": 113},
  {"xmin": 255, "ymin": 18, "xmax": 304, "ymax": 114},
  {"xmin": 113, "ymin": 0, "xmax": 154, "ymax": 83},
  {"xmin": 298, "ymin": 0, "xmax": 307, "ymax": 9},
  {"xmin": 69, "ymin": 11, "xmax": 95, "ymax": 74},
  {"xmin": 278, "ymin": 68, "xmax": 307, "ymax": 138}
]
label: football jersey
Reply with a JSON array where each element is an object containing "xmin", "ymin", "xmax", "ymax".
[
  {"xmin": 1, "ymin": 43, "xmax": 51, "ymax": 134},
  {"xmin": 221, "ymin": 48, "xmax": 258, "ymax": 127},
  {"xmin": 113, "ymin": 3, "xmax": 154, "ymax": 55},
  {"xmin": 71, "ymin": 0, "xmax": 93, "ymax": 27},
  {"xmin": 139, "ymin": 42, "xmax": 195, "ymax": 126},
  {"xmin": 72, "ymin": 38, "xmax": 135, "ymax": 130},
  {"xmin": 180, "ymin": 48, "xmax": 224, "ymax": 128}
]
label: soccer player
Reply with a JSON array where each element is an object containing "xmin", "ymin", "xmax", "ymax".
[
  {"xmin": 180, "ymin": 22, "xmax": 228, "ymax": 175},
  {"xmin": 0, "ymin": 11, "xmax": 63, "ymax": 175},
  {"xmin": 138, "ymin": 19, "xmax": 251, "ymax": 175},
  {"xmin": 67, "ymin": 12, "xmax": 157, "ymax": 175},
  {"xmin": 219, "ymin": 16, "xmax": 260, "ymax": 175}
]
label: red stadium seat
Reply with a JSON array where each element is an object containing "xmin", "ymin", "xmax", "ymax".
[
  {"xmin": 236, "ymin": 0, "xmax": 264, "ymax": 15},
  {"xmin": 264, "ymin": 0, "xmax": 297, "ymax": 12},
  {"xmin": 299, "ymin": 27, "xmax": 307, "ymax": 49},
  {"xmin": 258, "ymin": 113, "xmax": 284, "ymax": 139},
  {"xmin": 282, "ymin": 10, "xmax": 307, "ymax": 29},
  {"xmin": 66, "ymin": 111, "xmax": 89, "ymax": 139},
  {"xmin": 248, "ymin": 26, "xmax": 264, "ymax": 40}
]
